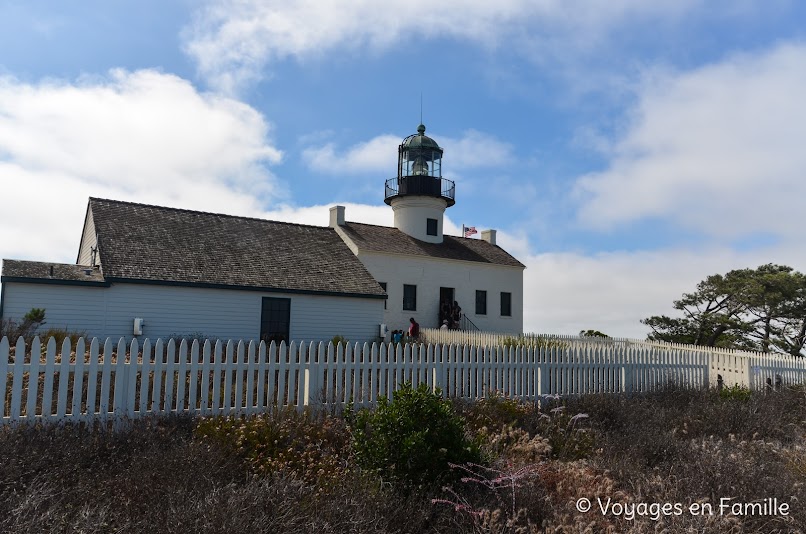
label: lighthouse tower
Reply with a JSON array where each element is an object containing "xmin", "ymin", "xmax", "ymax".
[{"xmin": 384, "ymin": 124, "xmax": 455, "ymax": 243}]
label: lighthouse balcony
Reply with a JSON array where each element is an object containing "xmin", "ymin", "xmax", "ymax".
[{"xmin": 384, "ymin": 176, "xmax": 455, "ymax": 206}]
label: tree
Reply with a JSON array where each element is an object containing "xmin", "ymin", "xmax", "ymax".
[
  {"xmin": 579, "ymin": 329, "xmax": 609, "ymax": 338},
  {"xmin": 642, "ymin": 264, "xmax": 806, "ymax": 356}
]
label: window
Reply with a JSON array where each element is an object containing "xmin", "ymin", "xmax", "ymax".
[
  {"xmin": 260, "ymin": 297, "xmax": 290, "ymax": 344},
  {"xmin": 426, "ymin": 218, "xmax": 438, "ymax": 236},
  {"xmin": 475, "ymin": 290, "xmax": 487, "ymax": 315},
  {"xmin": 403, "ymin": 284, "xmax": 417, "ymax": 311},
  {"xmin": 501, "ymin": 292, "xmax": 512, "ymax": 317},
  {"xmin": 379, "ymin": 282, "xmax": 387, "ymax": 309}
]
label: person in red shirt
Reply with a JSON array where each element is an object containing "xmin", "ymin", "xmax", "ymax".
[{"xmin": 408, "ymin": 317, "xmax": 420, "ymax": 340}]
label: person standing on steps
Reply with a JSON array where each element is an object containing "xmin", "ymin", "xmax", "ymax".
[
  {"xmin": 451, "ymin": 301, "xmax": 462, "ymax": 329},
  {"xmin": 408, "ymin": 317, "xmax": 420, "ymax": 340}
]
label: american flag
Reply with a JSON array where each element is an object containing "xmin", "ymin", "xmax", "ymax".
[{"xmin": 463, "ymin": 226, "xmax": 478, "ymax": 238}]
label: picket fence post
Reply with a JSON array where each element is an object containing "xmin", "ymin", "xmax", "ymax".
[
  {"xmin": 305, "ymin": 341, "xmax": 322, "ymax": 407},
  {"xmin": 113, "ymin": 338, "xmax": 130, "ymax": 431},
  {"xmin": 0, "ymin": 337, "xmax": 9, "ymax": 423}
]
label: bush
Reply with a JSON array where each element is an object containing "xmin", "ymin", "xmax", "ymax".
[
  {"xmin": 330, "ymin": 335, "xmax": 349, "ymax": 347},
  {"xmin": 24, "ymin": 308, "xmax": 46, "ymax": 324},
  {"xmin": 194, "ymin": 409, "xmax": 350, "ymax": 486},
  {"xmin": 579, "ymin": 329, "xmax": 609, "ymax": 338},
  {"xmin": 501, "ymin": 334, "xmax": 568, "ymax": 350},
  {"xmin": 38, "ymin": 327, "xmax": 88, "ymax": 349},
  {"xmin": 0, "ymin": 307, "xmax": 46, "ymax": 343},
  {"xmin": 456, "ymin": 392, "xmax": 534, "ymax": 433},
  {"xmin": 718, "ymin": 384, "xmax": 752, "ymax": 402},
  {"xmin": 458, "ymin": 394, "xmax": 594, "ymax": 462},
  {"xmin": 346, "ymin": 382, "xmax": 482, "ymax": 489},
  {"xmin": 528, "ymin": 405, "xmax": 595, "ymax": 461}
]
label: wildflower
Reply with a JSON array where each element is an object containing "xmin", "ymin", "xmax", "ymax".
[{"xmin": 568, "ymin": 413, "xmax": 589, "ymax": 425}]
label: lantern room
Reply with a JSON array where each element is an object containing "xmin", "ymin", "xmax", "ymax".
[{"xmin": 385, "ymin": 124, "xmax": 455, "ymax": 207}]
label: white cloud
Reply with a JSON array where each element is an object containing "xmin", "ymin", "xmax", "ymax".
[
  {"xmin": 521, "ymin": 241, "xmax": 806, "ymax": 338},
  {"xmin": 574, "ymin": 43, "xmax": 806, "ymax": 239},
  {"xmin": 263, "ymin": 202, "xmax": 393, "ymax": 228},
  {"xmin": 440, "ymin": 130, "xmax": 514, "ymax": 170},
  {"xmin": 0, "ymin": 69, "xmax": 282, "ymax": 263},
  {"xmin": 302, "ymin": 135, "xmax": 399, "ymax": 175},
  {"xmin": 184, "ymin": 0, "xmax": 702, "ymax": 93},
  {"xmin": 302, "ymin": 130, "xmax": 513, "ymax": 176}
]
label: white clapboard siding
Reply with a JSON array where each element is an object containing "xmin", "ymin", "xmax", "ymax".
[
  {"xmin": 2, "ymin": 282, "xmax": 383, "ymax": 345},
  {"xmin": 3, "ymin": 334, "xmax": 806, "ymax": 428}
]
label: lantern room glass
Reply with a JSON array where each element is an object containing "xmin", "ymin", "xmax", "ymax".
[{"xmin": 402, "ymin": 149, "xmax": 442, "ymax": 178}]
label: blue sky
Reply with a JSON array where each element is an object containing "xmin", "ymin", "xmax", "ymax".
[{"xmin": 2, "ymin": 0, "xmax": 806, "ymax": 337}]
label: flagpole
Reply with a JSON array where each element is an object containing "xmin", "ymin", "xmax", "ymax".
[{"xmin": 462, "ymin": 224, "xmax": 465, "ymax": 237}]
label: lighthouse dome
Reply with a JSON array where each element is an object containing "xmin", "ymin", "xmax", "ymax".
[{"xmin": 401, "ymin": 124, "xmax": 441, "ymax": 151}]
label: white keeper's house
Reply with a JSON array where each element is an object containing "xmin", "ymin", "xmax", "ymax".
[{"xmin": 1, "ymin": 124, "xmax": 524, "ymax": 343}]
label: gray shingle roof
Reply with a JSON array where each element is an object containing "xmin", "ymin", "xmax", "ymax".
[
  {"xmin": 338, "ymin": 222, "xmax": 525, "ymax": 268},
  {"xmin": 87, "ymin": 198, "xmax": 385, "ymax": 297},
  {"xmin": 2, "ymin": 260, "xmax": 106, "ymax": 283}
]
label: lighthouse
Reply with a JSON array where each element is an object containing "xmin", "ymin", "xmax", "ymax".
[{"xmin": 384, "ymin": 124, "xmax": 455, "ymax": 244}]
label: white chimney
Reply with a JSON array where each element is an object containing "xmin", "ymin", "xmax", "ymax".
[
  {"xmin": 481, "ymin": 229, "xmax": 497, "ymax": 246},
  {"xmin": 329, "ymin": 205, "xmax": 345, "ymax": 227}
]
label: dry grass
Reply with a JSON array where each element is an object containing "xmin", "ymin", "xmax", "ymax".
[{"xmin": 0, "ymin": 386, "xmax": 804, "ymax": 533}]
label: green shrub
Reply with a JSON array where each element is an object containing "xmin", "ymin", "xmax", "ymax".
[
  {"xmin": 579, "ymin": 329, "xmax": 609, "ymax": 338},
  {"xmin": 330, "ymin": 335, "xmax": 349, "ymax": 347},
  {"xmin": 346, "ymin": 382, "xmax": 482, "ymax": 489},
  {"xmin": 718, "ymin": 384, "xmax": 752, "ymax": 402},
  {"xmin": 0, "ymin": 307, "xmax": 47, "ymax": 343},
  {"xmin": 24, "ymin": 308, "xmax": 46, "ymax": 324}
]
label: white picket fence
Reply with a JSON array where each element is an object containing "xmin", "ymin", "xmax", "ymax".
[
  {"xmin": 420, "ymin": 328, "xmax": 636, "ymax": 347},
  {"xmin": 422, "ymin": 327, "xmax": 806, "ymax": 388},
  {"xmin": 2, "ymin": 334, "xmax": 805, "ymax": 428},
  {"xmin": 422, "ymin": 327, "xmax": 790, "ymax": 352}
]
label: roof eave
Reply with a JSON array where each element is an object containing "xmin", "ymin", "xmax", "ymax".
[
  {"xmin": 103, "ymin": 276, "xmax": 387, "ymax": 300},
  {"xmin": 1, "ymin": 275, "xmax": 110, "ymax": 287}
]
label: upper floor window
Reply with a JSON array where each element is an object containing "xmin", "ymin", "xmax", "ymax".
[
  {"xmin": 379, "ymin": 282, "xmax": 387, "ymax": 309},
  {"xmin": 403, "ymin": 284, "xmax": 417, "ymax": 311}
]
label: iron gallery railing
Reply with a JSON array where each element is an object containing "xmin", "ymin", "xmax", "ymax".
[
  {"xmin": 384, "ymin": 176, "xmax": 455, "ymax": 204},
  {"xmin": 3, "ymin": 334, "xmax": 805, "ymax": 428}
]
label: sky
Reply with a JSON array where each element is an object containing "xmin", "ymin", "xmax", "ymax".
[{"xmin": 1, "ymin": 0, "xmax": 806, "ymax": 338}]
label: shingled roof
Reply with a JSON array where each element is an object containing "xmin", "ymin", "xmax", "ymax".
[
  {"xmin": 338, "ymin": 222, "xmax": 525, "ymax": 268},
  {"xmin": 2, "ymin": 260, "xmax": 107, "ymax": 284},
  {"xmin": 82, "ymin": 198, "xmax": 385, "ymax": 298}
]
